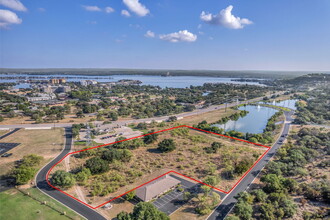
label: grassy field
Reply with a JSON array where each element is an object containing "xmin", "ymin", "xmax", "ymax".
[
  {"xmin": 0, "ymin": 130, "xmax": 8, "ymax": 136},
  {"xmin": 0, "ymin": 188, "xmax": 82, "ymax": 220},
  {"xmin": 52, "ymin": 127, "xmax": 267, "ymax": 207},
  {"xmin": 179, "ymin": 108, "xmax": 238, "ymax": 126},
  {"xmin": 0, "ymin": 128, "xmax": 64, "ymax": 177}
]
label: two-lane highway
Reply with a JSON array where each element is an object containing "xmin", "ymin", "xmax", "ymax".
[
  {"xmin": 35, "ymin": 127, "xmax": 106, "ymax": 220},
  {"xmin": 207, "ymin": 110, "xmax": 294, "ymax": 220}
]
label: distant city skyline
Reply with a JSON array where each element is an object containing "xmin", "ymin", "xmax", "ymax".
[{"xmin": 1, "ymin": 0, "xmax": 330, "ymax": 71}]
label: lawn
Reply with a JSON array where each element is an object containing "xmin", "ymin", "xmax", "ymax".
[{"xmin": 0, "ymin": 188, "xmax": 82, "ymax": 220}]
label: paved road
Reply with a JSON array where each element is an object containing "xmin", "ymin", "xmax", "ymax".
[
  {"xmin": 207, "ymin": 110, "xmax": 294, "ymax": 220},
  {"xmin": 35, "ymin": 127, "xmax": 106, "ymax": 220}
]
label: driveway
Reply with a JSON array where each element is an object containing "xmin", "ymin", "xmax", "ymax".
[{"xmin": 35, "ymin": 128, "xmax": 106, "ymax": 220}]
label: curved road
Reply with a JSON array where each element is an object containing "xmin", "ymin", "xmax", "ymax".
[
  {"xmin": 207, "ymin": 110, "xmax": 294, "ymax": 220},
  {"xmin": 35, "ymin": 127, "xmax": 106, "ymax": 220}
]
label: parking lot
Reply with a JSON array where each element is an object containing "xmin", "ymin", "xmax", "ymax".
[
  {"xmin": 152, "ymin": 175, "xmax": 198, "ymax": 215},
  {"xmin": 81, "ymin": 126, "xmax": 142, "ymax": 144},
  {"xmin": 0, "ymin": 143, "xmax": 20, "ymax": 156}
]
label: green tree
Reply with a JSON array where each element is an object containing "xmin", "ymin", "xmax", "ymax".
[
  {"xmin": 205, "ymin": 142, "xmax": 223, "ymax": 154},
  {"xmin": 168, "ymin": 116, "xmax": 177, "ymax": 122},
  {"xmin": 128, "ymin": 138, "xmax": 145, "ymax": 149},
  {"xmin": 112, "ymin": 137, "xmax": 129, "ymax": 149},
  {"xmin": 51, "ymin": 170, "xmax": 76, "ymax": 188},
  {"xmin": 135, "ymin": 122, "xmax": 147, "ymax": 130},
  {"xmin": 236, "ymin": 192, "xmax": 255, "ymax": 205},
  {"xmin": 75, "ymin": 168, "xmax": 91, "ymax": 184},
  {"xmin": 158, "ymin": 138, "xmax": 176, "ymax": 152},
  {"xmin": 183, "ymin": 191, "xmax": 193, "ymax": 201},
  {"xmin": 117, "ymin": 211, "xmax": 132, "ymax": 220},
  {"xmin": 108, "ymin": 111, "xmax": 118, "ymax": 121},
  {"xmin": 12, "ymin": 167, "xmax": 36, "ymax": 185},
  {"xmin": 76, "ymin": 111, "xmax": 84, "ymax": 118},
  {"xmin": 130, "ymin": 202, "xmax": 169, "ymax": 220},
  {"xmin": 143, "ymin": 130, "xmax": 159, "ymax": 144},
  {"xmin": 85, "ymin": 157, "xmax": 109, "ymax": 174},
  {"xmin": 260, "ymin": 174, "xmax": 285, "ymax": 193},
  {"xmin": 234, "ymin": 158, "xmax": 254, "ymax": 175},
  {"xmin": 234, "ymin": 201, "xmax": 253, "ymax": 220},
  {"xmin": 251, "ymin": 189, "xmax": 268, "ymax": 203},
  {"xmin": 20, "ymin": 154, "xmax": 43, "ymax": 167},
  {"xmin": 204, "ymin": 175, "xmax": 219, "ymax": 186},
  {"xmin": 125, "ymin": 190, "xmax": 136, "ymax": 201},
  {"xmin": 259, "ymin": 202, "xmax": 276, "ymax": 220}
]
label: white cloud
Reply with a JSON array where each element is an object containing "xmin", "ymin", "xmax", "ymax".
[
  {"xmin": 200, "ymin": 5, "xmax": 252, "ymax": 29},
  {"xmin": 129, "ymin": 24, "xmax": 141, "ymax": 29},
  {"xmin": 159, "ymin": 30, "xmax": 197, "ymax": 43},
  {"xmin": 121, "ymin": 10, "xmax": 131, "ymax": 17},
  {"xmin": 123, "ymin": 0, "xmax": 149, "ymax": 17},
  {"xmin": 38, "ymin": 8, "xmax": 46, "ymax": 12},
  {"xmin": 0, "ymin": 0, "xmax": 27, "ymax": 11},
  {"xmin": 82, "ymin": 5, "xmax": 102, "ymax": 12},
  {"xmin": 144, "ymin": 30, "xmax": 155, "ymax": 38},
  {"xmin": 0, "ymin": 9, "xmax": 22, "ymax": 28},
  {"xmin": 115, "ymin": 39, "xmax": 124, "ymax": 43},
  {"xmin": 105, "ymin": 7, "xmax": 114, "ymax": 13},
  {"xmin": 87, "ymin": 21, "xmax": 97, "ymax": 25}
]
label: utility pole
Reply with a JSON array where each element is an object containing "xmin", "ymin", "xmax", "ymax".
[
  {"xmin": 224, "ymin": 93, "xmax": 228, "ymax": 112},
  {"xmin": 85, "ymin": 123, "xmax": 91, "ymax": 147}
]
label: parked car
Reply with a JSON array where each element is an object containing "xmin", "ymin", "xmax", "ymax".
[{"xmin": 1, "ymin": 153, "xmax": 12, "ymax": 157}]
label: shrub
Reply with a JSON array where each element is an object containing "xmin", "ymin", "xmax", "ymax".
[
  {"xmin": 158, "ymin": 139, "xmax": 176, "ymax": 152},
  {"xmin": 143, "ymin": 130, "xmax": 158, "ymax": 144},
  {"xmin": 125, "ymin": 190, "xmax": 136, "ymax": 200}
]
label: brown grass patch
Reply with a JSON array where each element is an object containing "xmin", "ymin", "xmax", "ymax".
[{"xmin": 0, "ymin": 128, "xmax": 65, "ymax": 176}]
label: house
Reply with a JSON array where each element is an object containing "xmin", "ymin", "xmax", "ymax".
[{"xmin": 135, "ymin": 175, "xmax": 181, "ymax": 202}]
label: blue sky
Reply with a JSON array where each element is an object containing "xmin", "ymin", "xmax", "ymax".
[{"xmin": 1, "ymin": 0, "xmax": 330, "ymax": 71}]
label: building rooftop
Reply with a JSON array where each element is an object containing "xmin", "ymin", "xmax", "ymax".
[{"xmin": 135, "ymin": 175, "xmax": 181, "ymax": 202}]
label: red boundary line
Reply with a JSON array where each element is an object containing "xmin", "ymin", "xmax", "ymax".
[{"xmin": 46, "ymin": 125, "xmax": 271, "ymax": 209}]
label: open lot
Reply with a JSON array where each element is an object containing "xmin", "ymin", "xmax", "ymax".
[
  {"xmin": 0, "ymin": 128, "xmax": 64, "ymax": 177},
  {"xmin": 50, "ymin": 126, "xmax": 268, "ymax": 210}
]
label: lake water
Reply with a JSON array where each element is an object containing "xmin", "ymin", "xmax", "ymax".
[
  {"xmin": 212, "ymin": 105, "xmax": 278, "ymax": 134},
  {"xmin": 1, "ymin": 74, "xmax": 263, "ymax": 88}
]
